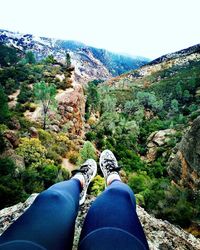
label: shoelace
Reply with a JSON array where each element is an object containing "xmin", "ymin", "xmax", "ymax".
[
  {"xmin": 103, "ymin": 158, "xmax": 121, "ymax": 174},
  {"xmin": 72, "ymin": 164, "xmax": 92, "ymax": 184}
]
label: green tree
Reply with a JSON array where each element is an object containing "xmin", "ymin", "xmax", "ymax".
[
  {"xmin": 25, "ymin": 51, "xmax": 36, "ymax": 64},
  {"xmin": 79, "ymin": 141, "xmax": 97, "ymax": 164},
  {"xmin": 18, "ymin": 82, "xmax": 32, "ymax": 103},
  {"xmin": 86, "ymin": 81, "xmax": 100, "ymax": 115},
  {"xmin": 0, "ymin": 44, "xmax": 20, "ymax": 67},
  {"xmin": 124, "ymin": 100, "xmax": 139, "ymax": 115},
  {"xmin": 183, "ymin": 90, "xmax": 191, "ymax": 102},
  {"xmin": 175, "ymin": 83, "xmax": 183, "ymax": 100},
  {"xmin": 43, "ymin": 55, "xmax": 57, "ymax": 64},
  {"xmin": 171, "ymin": 99, "xmax": 179, "ymax": 113},
  {"xmin": 102, "ymin": 95, "xmax": 117, "ymax": 113},
  {"xmin": 66, "ymin": 53, "xmax": 71, "ymax": 68},
  {"xmin": 0, "ymin": 85, "xmax": 10, "ymax": 123},
  {"xmin": 34, "ymin": 81, "xmax": 56, "ymax": 130}
]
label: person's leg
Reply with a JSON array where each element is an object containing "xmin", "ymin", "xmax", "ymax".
[
  {"xmin": 0, "ymin": 179, "xmax": 81, "ymax": 250},
  {"xmin": 0, "ymin": 159, "xmax": 97, "ymax": 250},
  {"xmin": 79, "ymin": 150, "xmax": 149, "ymax": 250},
  {"xmin": 79, "ymin": 180, "xmax": 149, "ymax": 249}
]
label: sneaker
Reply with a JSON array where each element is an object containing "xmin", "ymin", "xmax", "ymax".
[
  {"xmin": 72, "ymin": 159, "xmax": 97, "ymax": 205},
  {"xmin": 99, "ymin": 149, "xmax": 121, "ymax": 186}
]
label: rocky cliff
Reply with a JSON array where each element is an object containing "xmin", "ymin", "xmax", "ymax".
[
  {"xmin": 0, "ymin": 194, "xmax": 200, "ymax": 250},
  {"xmin": 168, "ymin": 116, "xmax": 200, "ymax": 191},
  {"xmin": 0, "ymin": 29, "xmax": 149, "ymax": 84}
]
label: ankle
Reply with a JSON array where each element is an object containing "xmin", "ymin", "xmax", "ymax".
[
  {"xmin": 72, "ymin": 173, "xmax": 85, "ymax": 187},
  {"xmin": 107, "ymin": 173, "xmax": 121, "ymax": 186}
]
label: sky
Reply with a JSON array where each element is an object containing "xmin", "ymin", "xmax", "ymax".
[{"xmin": 0, "ymin": 0, "xmax": 199, "ymax": 59}]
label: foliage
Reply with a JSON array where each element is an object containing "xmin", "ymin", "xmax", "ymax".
[
  {"xmin": 0, "ymin": 157, "xmax": 26, "ymax": 209},
  {"xmin": 67, "ymin": 151, "xmax": 79, "ymax": 165},
  {"xmin": 128, "ymin": 172, "xmax": 151, "ymax": 193},
  {"xmin": 16, "ymin": 138, "xmax": 47, "ymax": 167},
  {"xmin": 78, "ymin": 141, "xmax": 97, "ymax": 164},
  {"xmin": 90, "ymin": 175, "xmax": 105, "ymax": 196},
  {"xmin": 17, "ymin": 82, "xmax": 32, "ymax": 103},
  {"xmin": 136, "ymin": 91, "xmax": 163, "ymax": 112},
  {"xmin": 85, "ymin": 81, "xmax": 100, "ymax": 118},
  {"xmin": 34, "ymin": 81, "xmax": 57, "ymax": 130},
  {"xmin": 0, "ymin": 44, "xmax": 20, "ymax": 67},
  {"xmin": 0, "ymin": 86, "xmax": 10, "ymax": 123},
  {"xmin": 25, "ymin": 51, "xmax": 36, "ymax": 64}
]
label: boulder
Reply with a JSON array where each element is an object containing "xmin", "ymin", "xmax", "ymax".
[
  {"xmin": 145, "ymin": 129, "xmax": 176, "ymax": 162},
  {"xmin": 4, "ymin": 130, "xmax": 19, "ymax": 148},
  {"xmin": 29, "ymin": 127, "xmax": 38, "ymax": 138}
]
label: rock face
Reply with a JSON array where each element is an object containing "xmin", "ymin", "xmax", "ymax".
[
  {"xmin": 1, "ymin": 195, "xmax": 200, "ymax": 250},
  {"xmin": 56, "ymin": 83, "xmax": 85, "ymax": 136},
  {"xmin": 168, "ymin": 116, "xmax": 200, "ymax": 190},
  {"xmin": 24, "ymin": 83, "xmax": 86, "ymax": 137},
  {"xmin": 145, "ymin": 129, "xmax": 176, "ymax": 162}
]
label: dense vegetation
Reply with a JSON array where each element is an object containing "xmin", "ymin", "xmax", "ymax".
[
  {"xmin": 0, "ymin": 43, "xmax": 200, "ymax": 237},
  {"xmin": 0, "ymin": 44, "xmax": 74, "ymax": 208},
  {"xmin": 84, "ymin": 59, "xmax": 200, "ymax": 232}
]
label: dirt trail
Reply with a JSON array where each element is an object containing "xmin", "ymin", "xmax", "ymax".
[{"xmin": 62, "ymin": 158, "xmax": 76, "ymax": 172}]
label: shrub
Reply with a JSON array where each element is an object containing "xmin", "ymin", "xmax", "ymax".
[
  {"xmin": 85, "ymin": 131, "xmax": 97, "ymax": 141},
  {"xmin": 46, "ymin": 150, "xmax": 62, "ymax": 164},
  {"xmin": 21, "ymin": 167, "xmax": 43, "ymax": 193},
  {"xmin": 40, "ymin": 164, "xmax": 59, "ymax": 189},
  {"xmin": 128, "ymin": 172, "xmax": 151, "ymax": 194},
  {"xmin": 67, "ymin": 151, "xmax": 79, "ymax": 165},
  {"xmin": 16, "ymin": 138, "xmax": 47, "ymax": 166},
  {"xmin": 0, "ymin": 157, "xmax": 26, "ymax": 208},
  {"xmin": 90, "ymin": 175, "xmax": 105, "ymax": 196},
  {"xmin": 78, "ymin": 141, "xmax": 97, "ymax": 164}
]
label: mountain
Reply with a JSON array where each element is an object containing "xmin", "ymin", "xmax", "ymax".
[
  {"xmin": 105, "ymin": 43, "xmax": 200, "ymax": 86},
  {"xmin": 0, "ymin": 29, "xmax": 149, "ymax": 84}
]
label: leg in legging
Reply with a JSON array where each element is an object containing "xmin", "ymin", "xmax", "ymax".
[
  {"xmin": 0, "ymin": 179, "xmax": 81, "ymax": 250},
  {"xmin": 79, "ymin": 180, "xmax": 149, "ymax": 249}
]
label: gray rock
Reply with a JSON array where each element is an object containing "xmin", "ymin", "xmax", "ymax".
[{"xmin": 66, "ymin": 106, "xmax": 74, "ymax": 113}]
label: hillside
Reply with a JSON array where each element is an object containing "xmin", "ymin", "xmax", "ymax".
[
  {"xmin": 84, "ymin": 44, "xmax": 200, "ymax": 236},
  {"xmin": 0, "ymin": 29, "xmax": 149, "ymax": 84},
  {"xmin": 0, "ymin": 38, "xmax": 200, "ymax": 248}
]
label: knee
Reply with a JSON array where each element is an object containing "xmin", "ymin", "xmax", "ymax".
[
  {"xmin": 106, "ymin": 183, "xmax": 136, "ymax": 208},
  {"xmin": 36, "ymin": 189, "xmax": 65, "ymax": 203}
]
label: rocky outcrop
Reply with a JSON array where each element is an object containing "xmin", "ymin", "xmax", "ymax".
[
  {"xmin": 144, "ymin": 129, "xmax": 176, "ymax": 162},
  {"xmin": 1, "ymin": 195, "xmax": 200, "ymax": 250},
  {"xmin": 168, "ymin": 116, "xmax": 200, "ymax": 190},
  {"xmin": 56, "ymin": 83, "xmax": 85, "ymax": 136},
  {"xmin": 24, "ymin": 83, "xmax": 85, "ymax": 137}
]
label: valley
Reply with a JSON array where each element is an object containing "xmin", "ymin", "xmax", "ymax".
[{"xmin": 0, "ymin": 30, "xmax": 200, "ymax": 248}]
